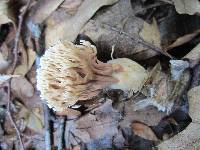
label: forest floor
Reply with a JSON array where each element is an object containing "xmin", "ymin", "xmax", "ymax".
[{"xmin": 0, "ymin": 0, "xmax": 200, "ymax": 149}]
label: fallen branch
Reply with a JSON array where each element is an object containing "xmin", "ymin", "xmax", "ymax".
[
  {"xmin": 6, "ymin": 82, "xmax": 25, "ymax": 150},
  {"xmin": 11, "ymin": 0, "xmax": 31, "ymax": 74},
  {"xmin": 58, "ymin": 117, "xmax": 66, "ymax": 150},
  {"xmin": 43, "ymin": 104, "xmax": 53, "ymax": 150}
]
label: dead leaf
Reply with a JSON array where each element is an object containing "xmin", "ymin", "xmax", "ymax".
[
  {"xmin": 0, "ymin": 74, "xmax": 19, "ymax": 85},
  {"xmin": 188, "ymin": 86, "xmax": 200, "ymax": 122},
  {"xmin": 56, "ymin": 108, "xmax": 81, "ymax": 120},
  {"xmin": 60, "ymin": 0, "xmax": 83, "ymax": 15},
  {"xmin": 139, "ymin": 18, "xmax": 161, "ymax": 48},
  {"xmin": 167, "ymin": 30, "xmax": 200, "ymax": 50},
  {"xmin": 17, "ymin": 101, "xmax": 43, "ymax": 133},
  {"xmin": 172, "ymin": 0, "xmax": 200, "ymax": 15},
  {"xmin": 158, "ymin": 86, "xmax": 200, "ymax": 149},
  {"xmin": 135, "ymin": 61, "xmax": 190, "ymax": 113},
  {"xmin": 170, "ymin": 60, "xmax": 189, "ymax": 81},
  {"xmin": 0, "ymin": 0, "xmax": 15, "ymax": 25},
  {"xmin": 28, "ymin": 0, "xmax": 64, "ymax": 24},
  {"xmin": 11, "ymin": 76, "xmax": 34, "ymax": 99},
  {"xmin": 27, "ymin": 112, "xmax": 43, "ymax": 134},
  {"xmin": 46, "ymin": 0, "xmax": 119, "ymax": 47},
  {"xmin": 81, "ymin": 0, "xmax": 161, "ymax": 61},
  {"xmin": 14, "ymin": 40, "xmax": 36, "ymax": 75},
  {"xmin": 131, "ymin": 122, "xmax": 159, "ymax": 141},
  {"xmin": 184, "ymin": 43, "xmax": 200, "ymax": 67},
  {"xmin": 0, "ymin": 51, "xmax": 10, "ymax": 73}
]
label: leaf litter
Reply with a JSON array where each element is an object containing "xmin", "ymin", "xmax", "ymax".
[{"xmin": 0, "ymin": 0, "xmax": 200, "ymax": 149}]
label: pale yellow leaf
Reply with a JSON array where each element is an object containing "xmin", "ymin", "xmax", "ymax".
[
  {"xmin": 14, "ymin": 40, "xmax": 36, "ymax": 76},
  {"xmin": 16, "ymin": 101, "xmax": 43, "ymax": 133},
  {"xmin": 0, "ymin": 52, "xmax": 9, "ymax": 73},
  {"xmin": 0, "ymin": 0, "xmax": 15, "ymax": 25},
  {"xmin": 27, "ymin": 112, "xmax": 43, "ymax": 133},
  {"xmin": 172, "ymin": 0, "xmax": 200, "ymax": 15},
  {"xmin": 167, "ymin": 30, "xmax": 200, "ymax": 50},
  {"xmin": 139, "ymin": 18, "xmax": 161, "ymax": 48}
]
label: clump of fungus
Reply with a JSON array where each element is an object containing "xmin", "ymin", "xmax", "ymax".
[{"xmin": 37, "ymin": 40, "xmax": 148, "ymax": 112}]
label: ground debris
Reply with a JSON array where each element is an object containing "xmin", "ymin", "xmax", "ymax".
[{"xmin": 0, "ymin": 0, "xmax": 199, "ymax": 149}]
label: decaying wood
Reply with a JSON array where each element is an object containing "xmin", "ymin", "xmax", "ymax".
[
  {"xmin": 58, "ymin": 117, "xmax": 65, "ymax": 150},
  {"xmin": 43, "ymin": 104, "xmax": 52, "ymax": 150},
  {"xmin": 6, "ymin": 82, "xmax": 25, "ymax": 150}
]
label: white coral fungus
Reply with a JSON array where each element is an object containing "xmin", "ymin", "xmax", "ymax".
[{"xmin": 37, "ymin": 40, "xmax": 148, "ymax": 112}]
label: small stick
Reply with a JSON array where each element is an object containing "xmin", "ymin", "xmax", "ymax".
[
  {"xmin": 58, "ymin": 117, "xmax": 66, "ymax": 150},
  {"xmin": 6, "ymin": 1, "xmax": 31, "ymax": 150},
  {"xmin": 43, "ymin": 104, "xmax": 52, "ymax": 150},
  {"xmin": 6, "ymin": 82, "xmax": 25, "ymax": 150},
  {"xmin": 102, "ymin": 23, "xmax": 173, "ymax": 59},
  {"xmin": 11, "ymin": 0, "xmax": 31, "ymax": 74}
]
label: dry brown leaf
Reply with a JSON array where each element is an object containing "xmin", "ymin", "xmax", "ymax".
[
  {"xmin": 158, "ymin": 86, "xmax": 200, "ymax": 149},
  {"xmin": 17, "ymin": 101, "xmax": 43, "ymax": 134},
  {"xmin": 81, "ymin": 0, "xmax": 160, "ymax": 61},
  {"xmin": 172, "ymin": 0, "xmax": 200, "ymax": 15},
  {"xmin": 0, "ymin": 51, "xmax": 10, "ymax": 73},
  {"xmin": 139, "ymin": 18, "xmax": 161, "ymax": 48},
  {"xmin": 14, "ymin": 40, "xmax": 36, "ymax": 76},
  {"xmin": 60, "ymin": 0, "xmax": 83, "ymax": 15},
  {"xmin": 184, "ymin": 43, "xmax": 200, "ymax": 67},
  {"xmin": 131, "ymin": 122, "xmax": 159, "ymax": 141},
  {"xmin": 27, "ymin": 112, "xmax": 43, "ymax": 133},
  {"xmin": 0, "ymin": 0, "xmax": 15, "ymax": 25},
  {"xmin": 56, "ymin": 108, "xmax": 81, "ymax": 120},
  {"xmin": 46, "ymin": 0, "xmax": 119, "ymax": 47},
  {"xmin": 11, "ymin": 76, "xmax": 34, "ymax": 99},
  {"xmin": 28, "ymin": 0, "xmax": 64, "ymax": 24},
  {"xmin": 66, "ymin": 100, "xmax": 120, "ymax": 147},
  {"xmin": 0, "ymin": 74, "xmax": 19, "ymax": 85},
  {"xmin": 167, "ymin": 30, "xmax": 200, "ymax": 50}
]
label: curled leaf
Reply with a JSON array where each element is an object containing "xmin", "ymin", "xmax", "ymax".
[{"xmin": 131, "ymin": 122, "xmax": 159, "ymax": 141}]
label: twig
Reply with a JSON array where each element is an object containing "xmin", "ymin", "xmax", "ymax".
[
  {"xmin": 6, "ymin": 82, "xmax": 25, "ymax": 150},
  {"xmin": 11, "ymin": 0, "xmax": 31, "ymax": 74},
  {"xmin": 134, "ymin": 2, "xmax": 168, "ymax": 15},
  {"xmin": 6, "ymin": 1, "xmax": 31, "ymax": 150},
  {"xmin": 58, "ymin": 117, "xmax": 66, "ymax": 150},
  {"xmin": 43, "ymin": 104, "xmax": 52, "ymax": 150},
  {"xmin": 102, "ymin": 23, "xmax": 173, "ymax": 59}
]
